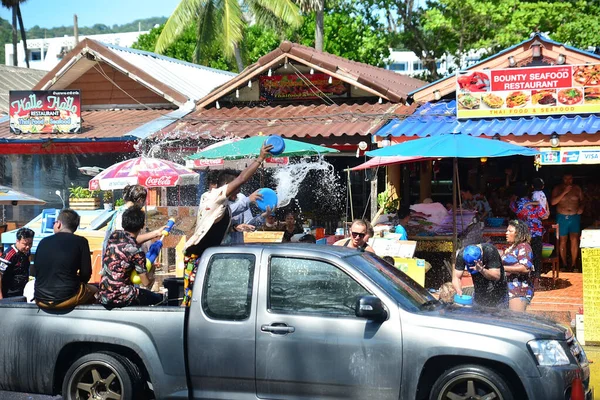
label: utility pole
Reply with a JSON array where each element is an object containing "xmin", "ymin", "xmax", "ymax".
[{"xmin": 74, "ymin": 14, "xmax": 79, "ymax": 45}]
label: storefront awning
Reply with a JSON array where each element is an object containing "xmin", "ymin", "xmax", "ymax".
[
  {"xmin": 350, "ymin": 155, "xmax": 428, "ymax": 171},
  {"xmin": 375, "ymin": 101, "xmax": 600, "ymax": 138}
]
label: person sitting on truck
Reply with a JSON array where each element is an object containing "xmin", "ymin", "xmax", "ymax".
[
  {"xmin": 97, "ymin": 206, "xmax": 164, "ymax": 307},
  {"xmin": 452, "ymin": 244, "xmax": 508, "ymax": 308},
  {"xmin": 182, "ymin": 142, "xmax": 274, "ymax": 307},
  {"xmin": 0, "ymin": 227, "xmax": 34, "ymax": 299},
  {"xmin": 333, "ymin": 219, "xmax": 375, "ymax": 253},
  {"xmin": 34, "ymin": 209, "xmax": 98, "ymax": 309},
  {"xmin": 102, "ymin": 184, "xmax": 164, "ymax": 254}
]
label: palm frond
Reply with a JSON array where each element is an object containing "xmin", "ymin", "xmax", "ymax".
[
  {"xmin": 247, "ymin": 1, "xmax": 289, "ymax": 32},
  {"xmin": 293, "ymin": 0, "xmax": 321, "ymax": 13},
  {"xmin": 155, "ymin": 0, "xmax": 204, "ymax": 53},
  {"xmin": 219, "ymin": 0, "xmax": 245, "ymax": 58},
  {"xmin": 250, "ymin": 0, "xmax": 303, "ymax": 28},
  {"xmin": 195, "ymin": 2, "xmax": 217, "ymax": 63}
]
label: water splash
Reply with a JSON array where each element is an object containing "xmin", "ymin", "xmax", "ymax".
[{"xmin": 272, "ymin": 157, "xmax": 343, "ymax": 210}]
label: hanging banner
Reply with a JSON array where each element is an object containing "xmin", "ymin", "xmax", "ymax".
[
  {"xmin": 187, "ymin": 157, "xmax": 289, "ymax": 169},
  {"xmin": 536, "ymin": 147, "xmax": 600, "ymax": 165},
  {"xmin": 456, "ymin": 64, "xmax": 600, "ymax": 118},
  {"xmin": 9, "ymin": 90, "xmax": 81, "ymax": 134},
  {"xmin": 259, "ymin": 73, "xmax": 348, "ymax": 101}
]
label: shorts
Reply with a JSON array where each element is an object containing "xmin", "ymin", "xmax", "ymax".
[
  {"xmin": 556, "ymin": 213, "xmax": 580, "ymax": 236},
  {"xmin": 36, "ymin": 284, "xmax": 98, "ymax": 309}
]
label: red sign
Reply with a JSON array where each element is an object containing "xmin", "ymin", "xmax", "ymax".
[
  {"xmin": 144, "ymin": 176, "xmax": 176, "ymax": 187},
  {"xmin": 490, "ymin": 66, "xmax": 572, "ymax": 91},
  {"xmin": 9, "ymin": 90, "xmax": 81, "ymax": 134},
  {"xmin": 259, "ymin": 73, "xmax": 348, "ymax": 101}
]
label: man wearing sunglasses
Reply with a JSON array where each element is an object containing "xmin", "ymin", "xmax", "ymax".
[{"xmin": 334, "ymin": 219, "xmax": 375, "ymax": 253}]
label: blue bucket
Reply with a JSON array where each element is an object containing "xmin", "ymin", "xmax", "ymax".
[
  {"xmin": 453, "ymin": 294, "xmax": 473, "ymax": 306},
  {"xmin": 256, "ymin": 188, "xmax": 278, "ymax": 212},
  {"xmin": 264, "ymin": 135, "xmax": 285, "ymax": 155}
]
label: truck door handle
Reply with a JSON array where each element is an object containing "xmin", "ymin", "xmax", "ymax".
[{"xmin": 261, "ymin": 323, "xmax": 295, "ymax": 334}]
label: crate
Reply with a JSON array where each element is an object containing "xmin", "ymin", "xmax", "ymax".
[{"xmin": 243, "ymin": 231, "xmax": 284, "ymax": 243}]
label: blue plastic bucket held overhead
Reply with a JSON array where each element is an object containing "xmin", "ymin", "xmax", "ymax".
[
  {"xmin": 256, "ymin": 188, "xmax": 278, "ymax": 212},
  {"xmin": 264, "ymin": 135, "xmax": 285, "ymax": 155}
]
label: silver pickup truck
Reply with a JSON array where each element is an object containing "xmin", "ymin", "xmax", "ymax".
[{"xmin": 0, "ymin": 244, "xmax": 591, "ymax": 400}]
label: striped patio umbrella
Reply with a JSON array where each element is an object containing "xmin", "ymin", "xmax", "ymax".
[{"xmin": 88, "ymin": 157, "xmax": 199, "ymax": 190}]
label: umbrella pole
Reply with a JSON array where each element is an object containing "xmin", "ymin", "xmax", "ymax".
[
  {"xmin": 347, "ymin": 168, "xmax": 354, "ymax": 221},
  {"xmin": 452, "ymin": 158, "xmax": 458, "ymax": 264}
]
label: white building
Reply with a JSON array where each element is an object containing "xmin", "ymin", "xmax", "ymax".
[
  {"xmin": 4, "ymin": 31, "xmax": 148, "ymax": 70},
  {"xmin": 386, "ymin": 49, "xmax": 487, "ymax": 77}
]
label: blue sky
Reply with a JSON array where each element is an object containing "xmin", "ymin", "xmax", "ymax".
[{"xmin": 0, "ymin": 0, "xmax": 181, "ymax": 29}]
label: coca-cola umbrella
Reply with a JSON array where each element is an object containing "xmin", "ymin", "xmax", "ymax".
[{"xmin": 88, "ymin": 157, "xmax": 199, "ymax": 190}]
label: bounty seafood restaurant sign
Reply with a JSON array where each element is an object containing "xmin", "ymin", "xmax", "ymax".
[
  {"xmin": 536, "ymin": 147, "xmax": 600, "ymax": 165},
  {"xmin": 9, "ymin": 90, "xmax": 81, "ymax": 134},
  {"xmin": 259, "ymin": 73, "xmax": 348, "ymax": 101},
  {"xmin": 456, "ymin": 64, "xmax": 600, "ymax": 118}
]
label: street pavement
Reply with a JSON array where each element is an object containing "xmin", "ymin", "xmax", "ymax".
[{"xmin": 0, "ymin": 392, "xmax": 60, "ymax": 399}]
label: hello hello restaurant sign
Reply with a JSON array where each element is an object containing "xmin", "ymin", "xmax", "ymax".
[
  {"xmin": 9, "ymin": 90, "xmax": 81, "ymax": 134},
  {"xmin": 456, "ymin": 64, "xmax": 600, "ymax": 118}
]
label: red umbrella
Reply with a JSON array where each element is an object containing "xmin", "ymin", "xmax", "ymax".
[{"xmin": 88, "ymin": 157, "xmax": 199, "ymax": 190}]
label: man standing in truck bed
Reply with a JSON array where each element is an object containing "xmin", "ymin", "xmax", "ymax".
[{"xmin": 182, "ymin": 143, "xmax": 273, "ymax": 306}]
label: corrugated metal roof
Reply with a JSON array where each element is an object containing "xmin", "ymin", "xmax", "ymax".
[
  {"xmin": 103, "ymin": 43, "xmax": 236, "ymax": 102},
  {"xmin": 0, "ymin": 65, "xmax": 46, "ymax": 115},
  {"xmin": 156, "ymin": 102, "xmax": 416, "ymax": 140},
  {"xmin": 0, "ymin": 108, "xmax": 168, "ymax": 141},
  {"xmin": 376, "ymin": 100, "xmax": 600, "ymax": 137}
]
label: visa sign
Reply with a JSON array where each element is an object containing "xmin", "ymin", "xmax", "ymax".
[{"xmin": 538, "ymin": 147, "xmax": 600, "ymax": 165}]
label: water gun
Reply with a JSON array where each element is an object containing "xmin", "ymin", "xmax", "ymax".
[{"xmin": 131, "ymin": 218, "xmax": 175, "ymax": 285}]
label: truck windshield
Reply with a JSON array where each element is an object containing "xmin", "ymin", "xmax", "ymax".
[{"xmin": 347, "ymin": 253, "xmax": 436, "ymax": 311}]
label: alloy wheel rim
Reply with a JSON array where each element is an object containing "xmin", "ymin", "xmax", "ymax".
[
  {"xmin": 437, "ymin": 373, "xmax": 504, "ymax": 400},
  {"xmin": 68, "ymin": 360, "xmax": 123, "ymax": 400}
]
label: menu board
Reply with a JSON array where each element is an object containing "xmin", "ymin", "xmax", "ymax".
[
  {"xmin": 582, "ymin": 248, "xmax": 600, "ymax": 344},
  {"xmin": 456, "ymin": 64, "xmax": 600, "ymax": 118}
]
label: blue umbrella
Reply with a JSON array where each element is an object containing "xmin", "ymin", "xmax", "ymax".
[
  {"xmin": 366, "ymin": 134, "xmax": 539, "ymax": 256},
  {"xmin": 366, "ymin": 134, "xmax": 539, "ymax": 158}
]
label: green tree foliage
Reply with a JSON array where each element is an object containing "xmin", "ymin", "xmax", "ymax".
[{"xmin": 0, "ymin": 17, "xmax": 11, "ymax": 63}]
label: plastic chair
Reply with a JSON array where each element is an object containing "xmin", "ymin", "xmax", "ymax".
[
  {"xmin": 542, "ymin": 224, "xmax": 560, "ymax": 286},
  {"xmin": 40, "ymin": 209, "xmax": 59, "ymax": 234}
]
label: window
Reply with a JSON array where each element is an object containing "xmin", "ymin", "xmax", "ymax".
[
  {"xmin": 29, "ymin": 49, "xmax": 42, "ymax": 61},
  {"xmin": 436, "ymin": 61, "xmax": 443, "ymax": 70},
  {"xmin": 413, "ymin": 61, "xmax": 423, "ymax": 71},
  {"xmin": 389, "ymin": 62, "xmax": 407, "ymax": 71},
  {"xmin": 202, "ymin": 253, "xmax": 255, "ymax": 320},
  {"xmin": 269, "ymin": 257, "xmax": 370, "ymax": 316}
]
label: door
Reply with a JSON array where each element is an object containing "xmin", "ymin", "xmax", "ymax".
[
  {"xmin": 186, "ymin": 251, "xmax": 259, "ymax": 399},
  {"xmin": 256, "ymin": 253, "xmax": 403, "ymax": 400}
]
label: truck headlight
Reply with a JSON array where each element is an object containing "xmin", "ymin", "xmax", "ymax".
[{"xmin": 528, "ymin": 340, "xmax": 570, "ymax": 366}]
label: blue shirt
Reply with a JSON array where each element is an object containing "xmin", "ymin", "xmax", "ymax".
[{"xmin": 395, "ymin": 224, "xmax": 408, "ymax": 240}]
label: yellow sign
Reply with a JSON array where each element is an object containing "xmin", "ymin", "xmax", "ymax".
[
  {"xmin": 393, "ymin": 257, "xmax": 426, "ymax": 287},
  {"xmin": 582, "ymin": 248, "xmax": 600, "ymax": 345}
]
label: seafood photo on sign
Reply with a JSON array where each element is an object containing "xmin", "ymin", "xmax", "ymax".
[
  {"xmin": 457, "ymin": 71, "xmax": 490, "ymax": 92},
  {"xmin": 531, "ymin": 89, "xmax": 557, "ymax": 106},
  {"xmin": 573, "ymin": 64, "xmax": 600, "ymax": 86},
  {"xmin": 557, "ymin": 88, "xmax": 583, "ymax": 105},
  {"xmin": 506, "ymin": 91, "xmax": 530, "ymax": 108},
  {"xmin": 482, "ymin": 93, "xmax": 504, "ymax": 109},
  {"xmin": 457, "ymin": 92, "xmax": 481, "ymax": 110},
  {"xmin": 584, "ymin": 87, "xmax": 600, "ymax": 104}
]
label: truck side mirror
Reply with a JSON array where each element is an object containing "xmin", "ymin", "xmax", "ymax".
[{"xmin": 355, "ymin": 295, "xmax": 387, "ymax": 322}]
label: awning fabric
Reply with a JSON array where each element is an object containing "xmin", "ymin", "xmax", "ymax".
[
  {"xmin": 350, "ymin": 156, "xmax": 428, "ymax": 171},
  {"xmin": 375, "ymin": 100, "xmax": 600, "ymax": 137}
]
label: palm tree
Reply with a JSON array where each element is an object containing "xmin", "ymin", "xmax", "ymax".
[
  {"xmin": 156, "ymin": 0, "xmax": 302, "ymax": 72},
  {"xmin": 295, "ymin": 0, "xmax": 324, "ymax": 51},
  {"xmin": 1, "ymin": 0, "xmax": 29, "ymax": 68}
]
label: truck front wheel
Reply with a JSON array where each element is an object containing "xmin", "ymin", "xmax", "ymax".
[
  {"xmin": 62, "ymin": 352, "xmax": 140, "ymax": 400},
  {"xmin": 429, "ymin": 364, "xmax": 514, "ymax": 400}
]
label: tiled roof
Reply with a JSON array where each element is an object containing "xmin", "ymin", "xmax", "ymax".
[
  {"xmin": 0, "ymin": 108, "xmax": 168, "ymax": 142},
  {"xmin": 197, "ymin": 41, "xmax": 425, "ymax": 108},
  {"xmin": 0, "ymin": 65, "xmax": 46, "ymax": 115},
  {"xmin": 156, "ymin": 102, "xmax": 416, "ymax": 140}
]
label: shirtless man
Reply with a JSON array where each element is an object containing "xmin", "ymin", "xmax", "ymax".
[
  {"xmin": 334, "ymin": 219, "xmax": 375, "ymax": 253},
  {"xmin": 551, "ymin": 174, "xmax": 584, "ymax": 271}
]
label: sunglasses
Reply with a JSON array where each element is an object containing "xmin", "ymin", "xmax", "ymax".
[{"xmin": 351, "ymin": 231, "xmax": 366, "ymax": 238}]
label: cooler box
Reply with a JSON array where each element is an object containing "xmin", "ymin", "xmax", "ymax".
[{"xmin": 392, "ymin": 257, "xmax": 426, "ymax": 287}]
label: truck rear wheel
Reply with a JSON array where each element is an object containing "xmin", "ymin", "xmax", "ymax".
[
  {"xmin": 429, "ymin": 364, "xmax": 514, "ymax": 400},
  {"xmin": 62, "ymin": 352, "xmax": 140, "ymax": 400}
]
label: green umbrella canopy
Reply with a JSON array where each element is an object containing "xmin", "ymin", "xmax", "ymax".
[{"xmin": 187, "ymin": 136, "xmax": 339, "ymax": 160}]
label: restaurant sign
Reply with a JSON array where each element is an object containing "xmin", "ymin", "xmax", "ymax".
[
  {"xmin": 456, "ymin": 64, "xmax": 600, "ymax": 118},
  {"xmin": 9, "ymin": 90, "xmax": 81, "ymax": 134},
  {"xmin": 536, "ymin": 147, "xmax": 600, "ymax": 165},
  {"xmin": 259, "ymin": 73, "xmax": 348, "ymax": 101}
]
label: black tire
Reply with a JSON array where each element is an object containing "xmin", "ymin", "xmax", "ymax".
[
  {"xmin": 62, "ymin": 351, "xmax": 140, "ymax": 400},
  {"xmin": 429, "ymin": 364, "xmax": 515, "ymax": 400}
]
